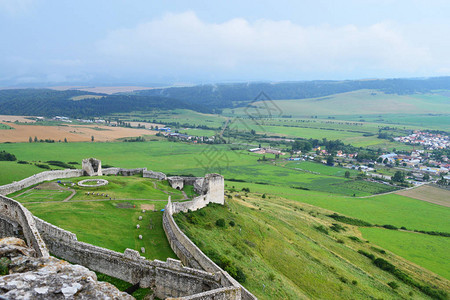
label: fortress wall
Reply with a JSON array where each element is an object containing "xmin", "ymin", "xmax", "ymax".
[
  {"xmin": 39, "ymin": 228, "xmax": 221, "ymax": 298},
  {"xmin": 0, "ymin": 195, "xmax": 49, "ymax": 257},
  {"xmin": 34, "ymin": 216, "xmax": 78, "ymax": 242},
  {"xmin": 164, "ymin": 181, "xmax": 257, "ymax": 300},
  {"xmin": 101, "ymin": 167, "xmax": 147, "ymax": 176},
  {"xmin": 143, "ymin": 170, "xmax": 167, "ymax": 180},
  {"xmin": 0, "ymin": 216, "xmax": 23, "ymax": 240},
  {"xmin": 0, "ymin": 169, "xmax": 84, "ymax": 195},
  {"xmin": 169, "ymin": 286, "xmax": 241, "ymax": 300}
]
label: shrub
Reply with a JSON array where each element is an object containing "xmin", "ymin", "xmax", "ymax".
[
  {"xmin": 374, "ymin": 258, "xmax": 395, "ymax": 272},
  {"xmin": 215, "ymin": 218, "xmax": 226, "ymax": 227},
  {"xmin": 268, "ymin": 273, "xmax": 276, "ymax": 281},
  {"xmin": 370, "ymin": 247, "xmax": 386, "ymax": 254},
  {"xmin": 330, "ymin": 223, "xmax": 346, "ymax": 232},
  {"xmin": 314, "ymin": 225, "xmax": 329, "ymax": 235},
  {"xmin": 17, "ymin": 160, "xmax": 29, "ymax": 164},
  {"xmin": 327, "ymin": 213, "xmax": 372, "ymax": 227},
  {"xmin": 348, "ymin": 236, "xmax": 362, "ymax": 243},
  {"xmin": 337, "ymin": 239, "xmax": 345, "ymax": 244},
  {"xmin": 388, "ymin": 281, "xmax": 399, "ymax": 289},
  {"xmin": 0, "ymin": 257, "xmax": 10, "ymax": 275},
  {"xmin": 241, "ymin": 187, "xmax": 250, "ymax": 192},
  {"xmin": 382, "ymin": 224, "xmax": 398, "ymax": 230},
  {"xmin": 358, "ymin": 250, "xmax": 375, "ymax": 261},
  {"xmin": 0, "ymin": 150, "xmax": 16, "ymax": 161},
  {"xmin": 229, "ymin": 220, "xmax": 235, "ymax": 227},
  {"xmin": 352, "ymin": 280, "xmax": 358, "ymax": 285},
  {"xmin": 35, "ymin": 163, "xmax": 50, "ymax": 169},
  {"xmin": 262, "ymin": 193, "xmax": 266, "ymax": 199}
]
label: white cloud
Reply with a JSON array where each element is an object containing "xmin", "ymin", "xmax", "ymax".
[
  {"xmin": 95, "ymin": 11, "xmax": 446, "ymax": 80},
  {"xmin": 0, "ymin": 0, "xmax": 35, "ymax": 15}
]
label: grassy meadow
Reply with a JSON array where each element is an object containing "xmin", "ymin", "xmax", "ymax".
[{"xmin": 360, "ymin": 227, "xmax": 450, "ymax": 280}]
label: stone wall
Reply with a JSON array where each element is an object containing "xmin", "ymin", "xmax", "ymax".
[
  {"xmin": 102, "ymin": 167, "xmax": 147, "ymax": 176},
  {"xmin": 0, "ymin": 169, "xmax": 83, "ymax": 195},
  {"xmin": 0, "ymin": 195, "xmax": 49, "ymax": 257},
  {"xmin": 163, "ymin": 199, "xmax": 256, "ymax": 300},
  {"xmin": 143, "ymin": 170, "xmax": 167, "ymax": 180}
]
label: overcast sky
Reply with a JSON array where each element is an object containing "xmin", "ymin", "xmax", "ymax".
[{"xmin": 1, "ymin": 0, "xmax": 450, "ymax": 86}]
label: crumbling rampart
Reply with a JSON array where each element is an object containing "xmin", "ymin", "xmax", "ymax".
[{"xmin": 0, "ymin": 194, "xmax": 49, "ymax": 257}]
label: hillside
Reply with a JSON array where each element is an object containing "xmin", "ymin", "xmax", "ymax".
[
  {"xmin": 174, "ymin": 195, "xmax": 449, "ymax": 299},
  {"xmin": 237, "ymin": 89, "xmax": 450, "ymax": 117}
]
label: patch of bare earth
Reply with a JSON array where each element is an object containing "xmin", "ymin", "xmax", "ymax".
[
  {"xmin": 0, "ymin": 122, "xmax": 155, "ymax": 142},
  {"xmin": 396, "ymin": 185, "xmax": 450, "ymax": 207},
  {"xmin": 140, "ymin": 204, "xmax": 155, "ymax": 211}
]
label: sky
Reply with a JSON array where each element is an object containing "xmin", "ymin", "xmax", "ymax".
[{"xmin": 1, "ymin": 0, "xmax": 450, "ymax": 86}]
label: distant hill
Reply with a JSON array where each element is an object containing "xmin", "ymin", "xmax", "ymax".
[
  {"xmin": 133, "ymin": 76, "xmax": 450, "ymax": 108},
  {"xmin": 1, "ymin": 77, "xmax": 450, "ymax": 117},
  {"xmin": 0, "ymin": 89, "xmax": 208, "ymax": 117}
]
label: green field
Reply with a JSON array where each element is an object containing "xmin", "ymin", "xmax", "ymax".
[
  {"xmin": 14, "ymin": 189, "xmax": 73, "ymax": 203},
  {"xmin": 24, "ymin": 200, "xmax": 176, "ymax": 261},
  {"xmin": 360, "ymin": 228, "xmax": 450, "ymax": 280},
  {"xmin": 285, "ymin": 161, "xmax": 359, "ymax": 177}
]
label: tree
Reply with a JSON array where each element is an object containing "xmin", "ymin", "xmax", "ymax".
[
  {"xmin": 423, "ymin": 173, "xmax": 430, "ymax": 181},
  {"xmin": 34, "ymin": 136, "xmax": 38, "ymax": 142},
  {"xmin": 29, "ymin": 137, "xmax": 32, "ymax": 143},
  {"xmin": 392, "ymin": 171, "xmax": 405, "ymax": 183},
  {"xmin": 64, "ymin": 138, "xmax": 68, "ymax": 143},
  {"xmin": 383, "ymin": 158, "xmax": 389, "ymax": 164},
  {"xmin": 326, "ymin": 156, "xmax": 334, "ymax": 166},
  {"xmin": 91, "ymin": 135, "xmax": 94, "ymax": 142},
  {"xmin": 345, "ymin": 171, "xmax": 350, "ymax": 178}
]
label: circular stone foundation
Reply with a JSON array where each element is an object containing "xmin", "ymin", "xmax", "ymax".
[{"xmin": 77, "ymin": 179, "xmax": 109, "ymax": 187}]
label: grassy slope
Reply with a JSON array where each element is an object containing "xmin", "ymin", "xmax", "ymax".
[
  {"xmin": 175, "ymin": 196, "xmax": 449, "ymax": 299},
  {"xmin": 360, "ymin": 227, "xmax": 450, "ymax": 280}
]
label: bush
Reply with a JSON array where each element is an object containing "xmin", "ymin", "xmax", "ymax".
[
  {"xmin": 348, "ymin": 236, "xmax": 362, "ymax": 243},
  {"xmin": 358, "ymin": 250, "xmax": 375, "ymax": 261},
  {"xmin": 388, "ymin": 281, "xmax": 399, "ymax": 289},
  {"xmin": 314, "ymin": 225, "xmax": 329, "ymax": 235},
  {"xmin": 327, "ymin": 213, "xmax": 372, "ymax": 227},
  {"xmin": 330, "ymin": 223, "xmax": 346, "ymax": 232},
  {"xmin": 215, "ymin": 218, "xmax": 226, "ymax": 227},
  {"xmin": 268, "ymin": 273, "xmax": 276, "ymax": 281},
  {"xmin": 0, "ymin": 150, "xmax": 16, "ymax": 161},
  {"xmin": 17, "ymin": 160, "xmax": 29, "ymax": 164},
  {"xmin": 229, "ymin": 220, "xmax": 235, "ymax": 227},
  {"xmin": 382, "ymin": 224, "xmax": 398, "ymax": 230},
  {"xmin": 241, "ymin": 187, "xmax": 250, "ymax": 192},
  {"xmin": 35, "ymin": 163, "xmax": 50, "ymax": 169},
  {"xmin": 374, "ymin": 258, "xmax": 395, "ymax": 272}
]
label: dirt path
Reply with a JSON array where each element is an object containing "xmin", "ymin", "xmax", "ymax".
[
  {"xmin": 23, "ymin": 198, "xmax": 177, "ymax": 204},
  {"xmin": 356, "ymin": 183, "xmax": 428, "ymax": 199},
  {"xmin": 152, "ymin": 181, "xmax": 189, "ymax": 200}
]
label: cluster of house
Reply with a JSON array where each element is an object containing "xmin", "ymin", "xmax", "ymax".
[
  {"xmin": 393, "ymin": 131, "xmax": 449, "ymax": 150},
  {"xmin": 248, "ymin": 147, "xmax": 285, "ymax": 155}
]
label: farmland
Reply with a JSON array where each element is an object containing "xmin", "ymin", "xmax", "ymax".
[{"xmin": 0, "ymin": 121, "xmax": 156, "ymax": 143}]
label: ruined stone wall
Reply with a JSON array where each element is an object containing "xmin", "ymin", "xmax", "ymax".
[
  {"xmin": 143, "ymin": 170, "xmax": 167, "ymax": 180},
  {"xmin": 34, "ymin": 215, "xmax": 223, "ymax": 299},
  {"xmin": 163, "ymin": 199, "xmax": 256, "ymax": 300},
  {"xmin": 0, "ymin": 195, "xmax": 49, "ymax": 257},
  {"xmin": 0, "ymin": 217, "xmax": 23, "ymax": 240},
  {"xmin": 168, "ymin": 286, "xmax": 241, "ymax": 300},
  {"xmin": 101, "ymin": 167, "xmax": 147, "ymax": 176},
  {"xmin": 0, "ymin": 169, "xmax": 84, "ymax": 195}
]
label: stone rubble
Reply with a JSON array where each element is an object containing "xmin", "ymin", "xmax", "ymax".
[{"xmin": 0, "ymin": 237, "xmax": 134, "ymax": 300}]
